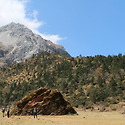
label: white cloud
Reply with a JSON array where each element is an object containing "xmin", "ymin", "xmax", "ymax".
[
  {"xmin": 40, "ymin": 34, "xmax": 62, "ymax": 43},
  {"xmin": 0, "ymin": 0, "xmax": 62, "ymax": 43}
]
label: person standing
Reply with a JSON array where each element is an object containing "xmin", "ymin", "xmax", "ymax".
[
  {"xmin": 2, "ymin": 107, "xmax": 5, "ymax": 117},
  {"xmin": 7, "ymin": 108, "xmax": 10, "ymax": 118},
  {"xmin": 33, "ymin": 106, "xmax": 37, "ymax": 119}
]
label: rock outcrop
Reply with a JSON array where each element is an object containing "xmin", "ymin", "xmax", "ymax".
[{"xmin": 11, "ymin": 88, "xmax": 77, "ymax": 115}]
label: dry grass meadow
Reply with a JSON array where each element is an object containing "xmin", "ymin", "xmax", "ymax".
[{"xmin": 0, "ymin": 109, "xmax": 124, "ymax": 125}]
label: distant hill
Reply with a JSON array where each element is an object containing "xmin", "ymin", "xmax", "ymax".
[
  {"xmin": 0, "ymin": 53, "xmax": 124, "ymax": 112},
  {"xmin": 0, "ymin": 22, "xmax": 70, "ymax": 66}
]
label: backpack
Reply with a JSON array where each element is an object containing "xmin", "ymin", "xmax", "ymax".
[
  {"xmin": 2, "ymin": 108, "xmax": 5, "ymax": 113},
  {"xmin": 34, "ymin": 107, "xmax": 37, "ymax": 113}
]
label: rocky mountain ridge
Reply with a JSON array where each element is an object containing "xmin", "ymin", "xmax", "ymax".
[{"xmin": 0, "ymin": 22, "xmax": 70, "ymax": 66}]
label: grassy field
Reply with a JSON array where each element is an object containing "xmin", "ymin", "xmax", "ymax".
[{"xmin": 0, "ymin": 109, "xmax": 124, "ymax": 125}]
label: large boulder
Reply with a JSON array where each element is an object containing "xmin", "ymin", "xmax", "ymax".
[{"xmin": 11, "ymin": 88, "xmax": 77, "ymax": 115}]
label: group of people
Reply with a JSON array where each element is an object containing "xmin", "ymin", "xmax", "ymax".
[
  {"xmin": 1, "ymin": 106, "xmax": 37, "ymax": 119},
  {"xmin": 1, "ymin": 107, "xmax": 10, "ymax": 118}
]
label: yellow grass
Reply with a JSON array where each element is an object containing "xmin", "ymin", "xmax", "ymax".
[{"xmin": 0, "ymin": 109, "xmax": 124, "ymax": 125}]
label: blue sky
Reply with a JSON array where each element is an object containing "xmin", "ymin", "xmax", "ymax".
[
  {"xmin": 0, "ymin": 0, "xmax": 125, "ymax": 57},
  {"xmin": 27, "ymin": 0, "xmax": 125, "ymax": 57}
]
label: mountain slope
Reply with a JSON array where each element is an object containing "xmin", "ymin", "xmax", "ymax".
[
  {"xmin": 0, "ymin": 22, "xmax": 70, "ymax": 66},
  {"xmin": 0, "ymin": 53, "xmax": 124, "ymax": 111}
]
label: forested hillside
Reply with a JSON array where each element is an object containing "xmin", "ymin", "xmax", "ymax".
[{"xmin": 0, "ymin": 53, "xmax": 125, "ymax": 108}]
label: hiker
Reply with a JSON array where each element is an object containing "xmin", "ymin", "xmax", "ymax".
[
  {"xmin": 2, "ymin": 107, "xmax": 5, "ymax": 117},
  {"xmin": 33, "ymin": 106, "xmax": 37, "ymax": 118},
  {"xmin": 7, "ymin": 108, "xmax": 10, "ymax": 118}
]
